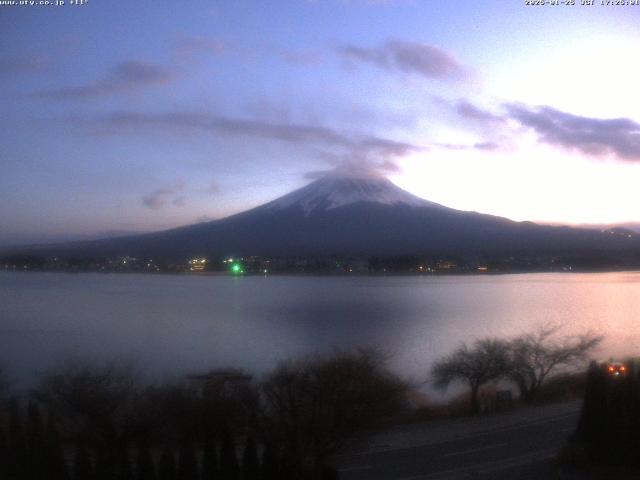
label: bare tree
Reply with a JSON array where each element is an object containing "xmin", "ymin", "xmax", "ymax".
[
  {"xmin": 506, "ymin": 325, "xmax": 602, "ymax": 403},
  {"xmin": 33, "ymin": 361, "xmax": 139, "ymax": 447},
  {"xmin": 431, "ymin": 338, "xmax": 510, "ymax": 414},
  {"xmin": 261, "ymin": 348, "xmax": 408, "ymax": 477}
]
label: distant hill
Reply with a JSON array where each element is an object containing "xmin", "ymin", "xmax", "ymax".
[{"xmin": 5, "ymin": 175, "xmax": 640, "ymax": 264}]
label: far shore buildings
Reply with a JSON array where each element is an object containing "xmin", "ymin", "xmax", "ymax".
[{"xmin": 188, "ymin": 257, "xmax": 207, "ymax": 272}]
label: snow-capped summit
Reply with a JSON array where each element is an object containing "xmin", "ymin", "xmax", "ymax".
[{"xmin": 266, "ymin": 174, "xmax": 442, "ymax": 214}]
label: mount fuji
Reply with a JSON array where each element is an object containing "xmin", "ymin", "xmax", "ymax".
[
  {"xmin": 9, "ymin": 174, "xmax": 640, "ymax": 262},
  {"xmin": 265, "ymin": 175, "xmax": 442, "ymax": 213}
]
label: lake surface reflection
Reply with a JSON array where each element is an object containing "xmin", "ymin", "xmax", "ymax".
[{"xmin": 2, "ymin": 271, "xmax": 640, "ymax": 388}]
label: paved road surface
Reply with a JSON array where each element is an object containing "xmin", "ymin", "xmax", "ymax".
[{"xmin": 335, "ymin": 401, "xmax": 581, "ymax": 479}]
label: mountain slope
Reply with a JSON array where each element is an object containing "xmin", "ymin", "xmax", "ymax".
[{"xmin": 7, "ymin": 175, "xmax": 640, "ymax": 262}]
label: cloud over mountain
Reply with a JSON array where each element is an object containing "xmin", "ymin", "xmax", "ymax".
[
  {"xmin": 78, "ymin": 110, "xmax": 423, "ymax": 175},
  {"xmin": 449, "ymin": 99, "xmax": 640, "ymax": 161},
  {"xmin": 506, "ymin": 104, "xmax": 640, "ymax": 161},
  {"xmin": 339, "ymin": 39, "xmax": 467, "ymax": 80},
  {"xmin": 455, "ymin": 100, "xmax": 504, "ymax": 124},
  {"xmin": 31, "ymin": 60, "xmax": 176, "ymax": 100},
  {"xmin": 142, "ymin": 181, "xmax": 186, "ymax": 210}
]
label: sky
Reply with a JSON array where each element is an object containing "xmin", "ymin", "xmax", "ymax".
[{"xmin": 2, "ymin": 0, "xmax": 640, "ymax": 245}]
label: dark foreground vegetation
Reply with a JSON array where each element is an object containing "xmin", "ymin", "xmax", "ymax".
[
  {"xmin": 559, "ymin": 359, "xmax": 640, "ymax": 476},
  {"xmin": 0, "ymin": 350, "xmax": 407, "ymax": 480},
  {"xmin": 0, "ymin": 327, "xmax": 604, "ymax": 479}
]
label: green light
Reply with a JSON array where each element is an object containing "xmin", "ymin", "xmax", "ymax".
[{"xmin": 231, "ymin": 263, "xmax": 242, "ymax": 274}]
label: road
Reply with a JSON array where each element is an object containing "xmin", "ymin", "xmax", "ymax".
[{"xmin": 334, "ymin": 401, "xmax": 582, "ymax": 479}]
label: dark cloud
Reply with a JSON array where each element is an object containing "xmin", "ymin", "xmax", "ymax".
[
  {"xmin": 31, "ymin": 60, "xmax": 176, "ymax": 101},
  {"xmin": 0, "ymin": 56, "xmax": 49, "ymax": 75},
  {"xmin": 172, "ymin": 196, "xmax": 186, "ymax": 207},
  {"xmin": 98, "ymin": 111, "xmax": 347, "ymax": 145},
  {"xmin": 455, "ymin": 100, "xmax": 504, "ymax": 124},
  {"xmin": 338, "ymin": 39, "xmax": 467, "ymax": 80},
  {"xmin": 449, "ymin": 99, "xmax": 640, "ymax": 159},
  {"xmin": 142, "ymin": 191, "xmax": 169, "ymax": 210},
  {"xmin": 87, "ymin": 110, "xmax": 423, "ymax": 163},
  {"xmin": 111, "ymin": 61, "xmax": 173, "ymax": 84},
  {"xmin": 207, "ymin": 181, "xmax": 220, "ymax": 195},
  {"xmin": 142, "ymin": 181, "xmax": 185, "ymax": 210},
  {"xmin": 505, "ymin": 104, "xmax": 640, "ymax": 161},
  {"xmin": 78, "ymin": 110, "xmax": 422, "ymax": 181},
  {"xmin": 357, "ymin": 136, "xmax": 418, "ymax": 158}
]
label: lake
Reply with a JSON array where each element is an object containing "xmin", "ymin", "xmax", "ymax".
[{"xmin": 1, "ymin": 271, "xmax": 639, "ymax": 389}]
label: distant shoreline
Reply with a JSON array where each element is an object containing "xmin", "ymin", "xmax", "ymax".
[{"xmin": 3, "ymin": 267, "xmax": 640, "ymax": 277}]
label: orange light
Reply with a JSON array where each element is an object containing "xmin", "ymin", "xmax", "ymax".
[
  {"xmin": 620, "ymin": 366, "xmax": 626, "ymax": 372},
  {"xmin": 608, "ymin": 366, "xmax": 615, "ymax": 372}
]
